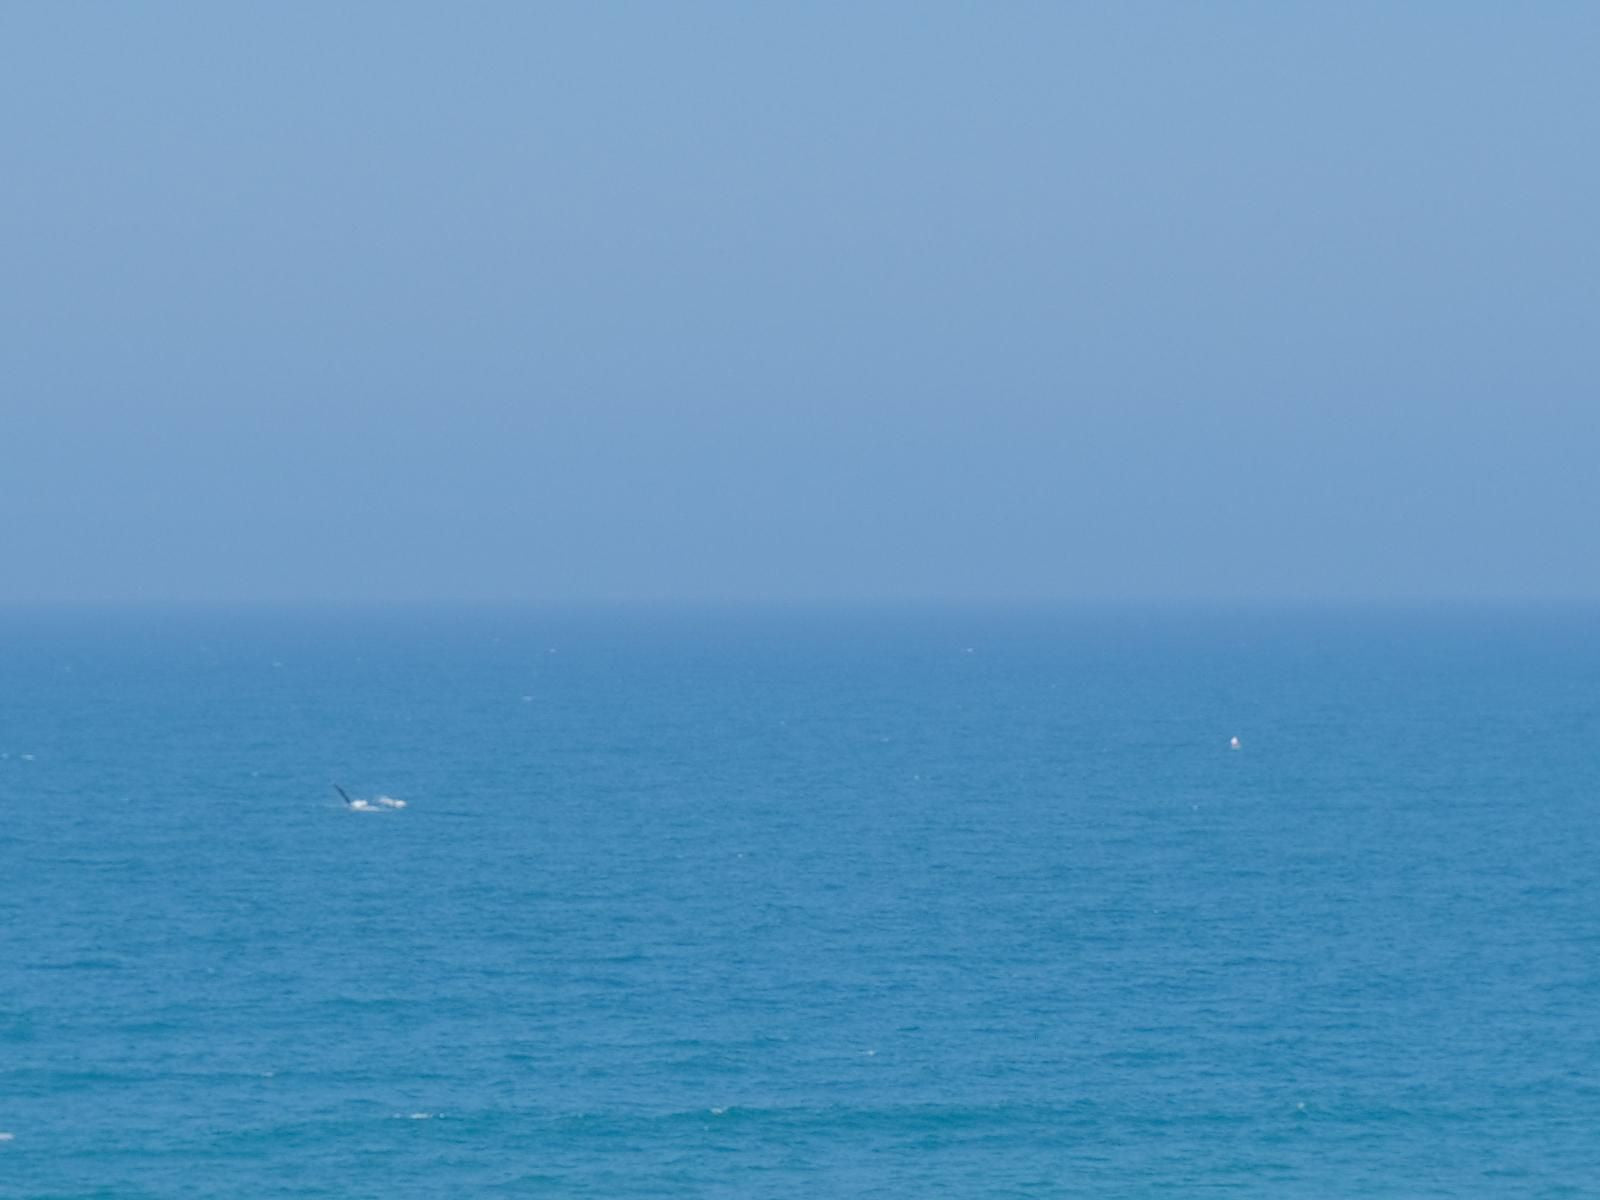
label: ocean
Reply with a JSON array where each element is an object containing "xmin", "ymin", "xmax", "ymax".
[{"xmin": 2, "ymin": 607, "xmax": 1597, "ymax": 1197}]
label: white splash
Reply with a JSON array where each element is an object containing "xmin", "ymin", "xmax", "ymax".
[
  {"xmin": 1228, "ymin": 736, "xmax": 1241, "ymax": 750},
  {"xmin": 338, "ymin": 785, "xmax": 406, "ymax": 812},
  {"xmin": 0, "ymin": 1132, "xmax": 14, "ymax": 1142}
]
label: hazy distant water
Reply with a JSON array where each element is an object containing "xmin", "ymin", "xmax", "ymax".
[{"xmin": 3, "ymin": 608, "xmax": 1599, "ymax": 1197}]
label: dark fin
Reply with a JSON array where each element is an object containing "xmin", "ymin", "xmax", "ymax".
[{"xmin": 334, "ymin": 784, "xmax": 354, "ymax": 806}]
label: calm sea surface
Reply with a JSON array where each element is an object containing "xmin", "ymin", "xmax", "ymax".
[{"xmin": 2, "ymin": 608, "xmax": 1598, "ymax": 1197}]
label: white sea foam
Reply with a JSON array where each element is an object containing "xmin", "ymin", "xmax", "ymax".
[
  {"xmin": 375, "ymin": 796, "xmax": 407, "ymax": 809},
  {"xmin": 0, "ymin": 1132, "xmax": 14, "ymax": 1142}
]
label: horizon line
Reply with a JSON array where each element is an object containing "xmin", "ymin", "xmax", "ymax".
[{"xmin": 3, "ymin": 595, "xmax": 1600, "ymax": 615}]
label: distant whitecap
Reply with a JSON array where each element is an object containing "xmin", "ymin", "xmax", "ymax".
[{"xmin": 1228, "ymin": 736, "xmax": 1241, "ymax": 750}]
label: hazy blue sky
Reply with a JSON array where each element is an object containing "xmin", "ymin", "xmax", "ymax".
[{"xmin": 3, "ymin": 4, "xmax": 1596, "ymax": 605}]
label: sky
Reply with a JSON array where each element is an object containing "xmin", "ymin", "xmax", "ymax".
[{"xmin": 2, "ymin": 4, "xmax": 1597, "ymax": 606}]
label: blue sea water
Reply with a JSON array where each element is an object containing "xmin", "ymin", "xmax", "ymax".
[{"xmin": 2, "ymin": 607, "xmax": 1599, "ymax": 1197}]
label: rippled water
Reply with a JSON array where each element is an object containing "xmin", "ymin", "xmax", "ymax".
[{"xmin": 3, "ymin": 608, "xmax": 1598, "ymax": 1196}]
